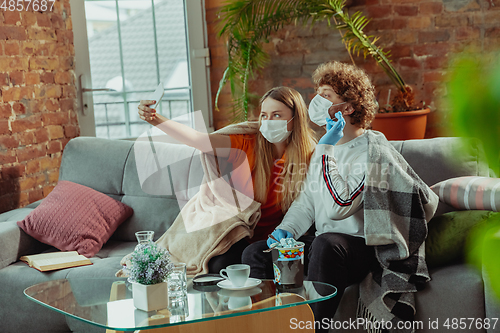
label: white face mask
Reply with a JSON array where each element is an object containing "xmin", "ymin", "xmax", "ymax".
[
  {"xmin": 308, "ymin": 94, "xmax": 346, "ymax": 126},
  {"xmin": 259, "ymin": 118, "xmax": 293, "ymax": 143}
]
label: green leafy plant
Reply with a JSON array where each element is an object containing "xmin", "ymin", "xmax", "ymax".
[
  {"xmin": 447, "ymin": 52, "xmax": 500, "ymax": 300},
  {"xmin": 216, "ymin": 0, "xmax": 416, "ymax": 121},
  {"xmin": 125, "ymin": 242, "xmax": 174, "ymax": 285}
]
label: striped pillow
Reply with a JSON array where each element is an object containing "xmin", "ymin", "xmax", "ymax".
[{"xmin": 430, "ymin": 177, "xmax": 500, "ymax": 211}]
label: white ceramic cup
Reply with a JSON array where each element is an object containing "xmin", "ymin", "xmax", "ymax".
[
  {"xmin": 220, "ymin": 264, "xmax": 250, "ymax": 287},
  {"xmin": 228, "ymin": 296, "xmax": 252, "ymax": 310}
]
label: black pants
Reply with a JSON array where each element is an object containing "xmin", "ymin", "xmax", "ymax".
[
  {"xmin": 242, "ymin": 232, "xmax": 377, "ymax": 333},
  {"xmin": 207, "ymin": 238, "xmax": 250, "ymax": 273}
]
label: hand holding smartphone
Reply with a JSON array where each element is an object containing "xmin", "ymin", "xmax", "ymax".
[{"xmin": 150, "ymin": 82, "xmax": 164, "ymax": 110}]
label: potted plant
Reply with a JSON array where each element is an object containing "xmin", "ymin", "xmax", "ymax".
[
  {"xmin": 125, "ymin": 242, "xmax": 174, "ymax": 311},
  {"xmin": 447, "ymin": 52, "xmax": 500, "ymax": 301},
  {"xmin": 216, "ymin": 0, "xmax": 430, "ymax": 139}
]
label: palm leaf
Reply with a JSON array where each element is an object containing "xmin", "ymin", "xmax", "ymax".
[
  {"xmin": 216, "ymin": 0, "xmax": 410, "ymax": 121},
  {"xmin": 328, "ymin": 0, "xmax": 406, "ymax": 92},
  {"xmin": 216, "ymin": 0, "xmax": 326, "ymax": 121}
]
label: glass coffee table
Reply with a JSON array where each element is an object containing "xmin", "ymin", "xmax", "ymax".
[{"xmin": 24, "ymin": 277, "xmax": 336, "ymax": 333}]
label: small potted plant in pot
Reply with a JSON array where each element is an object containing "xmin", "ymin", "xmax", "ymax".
[
  {"xmin": 324, "ymin": 0, "xmax": 431, "ymax": 140},
  {"xmin": 125, "ymin": 242, "xmax": 174, "ymax": 311}
]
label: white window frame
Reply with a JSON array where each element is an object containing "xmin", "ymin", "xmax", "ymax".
[{"xmin": 71, "ymin": 0, "xmax": 213, "ymax": 138}]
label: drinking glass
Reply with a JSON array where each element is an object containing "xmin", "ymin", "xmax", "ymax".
[
  {"xmin": 135, "ymin": 231, "xmax": 154, "ymax": 244},
  {"xmin": 168, "ymin": 294, "xmax": 189, "ymax": 322},
  {"xmin": 167, "ymin": 263, "xmax": 187, "ymax": 306}
]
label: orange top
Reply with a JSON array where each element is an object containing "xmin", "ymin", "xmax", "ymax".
[{"xmin": 227, "ymin": 134, "xmax": 285, "ymax": 242}]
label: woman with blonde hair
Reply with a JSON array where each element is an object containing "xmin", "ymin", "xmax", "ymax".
[{"xmin": 138, "ymin": 86, "xmax": 316, "ymax": 272}]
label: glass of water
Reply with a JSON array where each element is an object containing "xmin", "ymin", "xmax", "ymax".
[
  {"xmin": 169, "ymin": 294, "xmax": 189, "ymax": 322},
  {"xmin": 167, "ymin": 263, "xmax": 187, "ymax": 307},
  {"xmin": 135, "ymin": 231, "xmax": 154, "ymax": 244}
]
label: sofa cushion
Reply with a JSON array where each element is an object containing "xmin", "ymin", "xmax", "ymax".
[
  {"xmin": 431, "ymin": 176, "xmax": 500, "ymax": 211},
  {"xmin": 391, "ymin": 137, "xmax": 490, "ymax": 216},
  {"xmin": 0, "ymin": 260, "xmax": 73, "ymax": 333},
  {"xmin": 0, "ymin": 221, "xmax": 50, "ymax": 270},
  {"xmin": 426, "ymin": 210, "xmax": 497, "ymax": 268},
  {"xmin": 113, "ymin": 140, "xmax": 204, "ymax": 241},
  {"xmin": 17, "ymin": 181, "xmax": 134, "ymax": 258},
  {"xmin": 58, "ymin": 137, "xmax": 133, "ymax": 196},
  {"xmin": 0, "ymin": 208, "xmax": 34, "ymax": 223},
  {"xmin": 415, "ymin": 264, "xmax": 485, "ymax": 333},
  {"xmin": 333, "ymin": 265, "xmax": 486, "ymax": 333}
]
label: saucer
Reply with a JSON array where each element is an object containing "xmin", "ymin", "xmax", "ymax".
[
  {"xmin": 218, "ymin": 287, "xmax": 262, "ymax": 297},
  {"xmin": 217, "ymin": 278, "xmax": 262, "ymax": 291}
]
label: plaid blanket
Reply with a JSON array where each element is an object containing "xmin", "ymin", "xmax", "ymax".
[{"xmin": 358, "ymin": 131, "xmax": 439, "ymax": 332}]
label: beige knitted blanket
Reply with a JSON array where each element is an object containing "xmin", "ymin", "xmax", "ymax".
[{"xmin": 120, "ymin": 122, "xmax": 260, "ymax": 277}]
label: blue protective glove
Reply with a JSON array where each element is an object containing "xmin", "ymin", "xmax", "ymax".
[
  {"xmin": 267, "ymin": 229, "xmax": 293, "ymax": 248},
  {"xmin": 318, "ymin": 111, "xmax": 345, "ymax": 146}
]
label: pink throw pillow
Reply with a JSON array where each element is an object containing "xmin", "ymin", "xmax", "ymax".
[
  {"xmin": 18, "ymin": 180, "xmax": 133, "ymax": 258},
  {"xmin": 430, "ymin": 176, "xmax": 500, "ymax": 212}
]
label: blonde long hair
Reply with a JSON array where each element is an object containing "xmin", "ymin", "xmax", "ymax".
[{"xmin": 253, "ymin": 87, "xmax": 317, "ymax": 212}]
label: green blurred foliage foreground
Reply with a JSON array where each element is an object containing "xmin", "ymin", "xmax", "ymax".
[{"xmin": 447, "ymin": 52, "xmax": 500, "ymax": 301}]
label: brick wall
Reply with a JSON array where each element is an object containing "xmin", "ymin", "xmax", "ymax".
[
  {"xmin": 206, "ymin": 0, "xmax": 500, "ymax": 135},
  {"xmin": 205, "ymin": 0, "xmax": 232, "ymax": 130},
  {"xmin": 0, "ymin": 1, "xmax": 79, "ymax": 214}
]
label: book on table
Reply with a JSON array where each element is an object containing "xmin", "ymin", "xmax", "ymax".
[{"xmin": 19, "ymin": 251, "xmax": 92, "ymax": 272}]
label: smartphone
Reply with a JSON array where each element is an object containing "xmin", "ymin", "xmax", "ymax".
[{"xmin": 150, "ymin": 82, "xmax": 164, "ymax": 110}]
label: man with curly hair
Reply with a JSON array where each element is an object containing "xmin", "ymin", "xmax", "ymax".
[
  {"xmin": 243, "ymin": 61, "xmax": 378, "ymax": 331},
  {"xmin": 311, "ymin": 60, "xmax": 377, "ymax": 130},
  {"xmin": 243, "ymin": 61, "xmax": 438, "ymax": 332}
]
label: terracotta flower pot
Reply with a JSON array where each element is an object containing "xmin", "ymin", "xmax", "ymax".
[{"xmin": 371, "ymin": 108, "xmax": 431, "ymax": 141}]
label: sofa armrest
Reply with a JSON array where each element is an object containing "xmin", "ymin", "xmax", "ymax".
[
  {"xmin": 0, "ymin": 221, "xmax": 49, "ymax": 270},
  {"xmin": 24, "ymin": 199, "xmax": 43, "ymax": 209},
  {"xmin": 483, "ymin": 266, "xmax": 500, "ymax": 333}
]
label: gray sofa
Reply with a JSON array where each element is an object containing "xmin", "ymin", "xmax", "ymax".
[{"xmin": 0, "ymin": 136, "xmax": 499, "ymax": 333}]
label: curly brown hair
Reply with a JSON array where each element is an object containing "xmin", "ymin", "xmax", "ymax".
[{"xmin": 312, "ymin": 61, "xmax": 378, "ymax": 128}]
